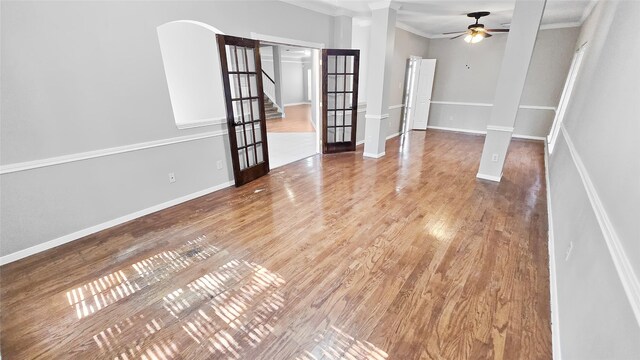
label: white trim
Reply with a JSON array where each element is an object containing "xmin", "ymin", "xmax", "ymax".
[
  {"xmin": 176, "ymin": 117, "xmax": 226, "ymax": 129},
  {"xmin": 364, "ymin": 113, "xmax": 389, "ymax": 120},
  {"xmin": 427, "ymin": 126, "xmax": 545, "ymax": 141},
  {"xmin": 476, "ymin": 172, "xmax": 502, "ymax": 182},
  {"xmin": 356, "ymin": 139, "xmax": 365, "ymax": 146},
  {"xmin": 261, "ymin": 56, "xmax": 311, "ymax": 64},
  {"xmin": 284, "ymin": 102, "xmax": 312, "ymax": 107},
  {"xmin": 0, "ymin": 180, "xmax": 235, "ymax": 265},
  {"xmin": 539, "ymin": 22, "xmax": 581, "ymax": 30},
  {"xmin": 544, "ymin": 141, "xmax": 563, "ymax": 360},
  {"xmin": 487, "ymin": 125, "xmax": 514, "ymax": 133},
  {"xmin": 386, "ymin": 132, "xmax": 401, "ymax": 140},
  {"xmin": 396, "ymin": 22, "xmax": 434, "ymax": 39},
  {"xmin": 357, "ymin": 108, "xmax": 367, "ymax": 113},
  {"xmin": 519, "ymin": 105, "xmax": 557, "ymax": 111},
  {"xmin": 428, "ymin": 125, "xmax": 486, "ymax": 136},
  {"xmin": 250, "ymin": 32, "xmax": 325, "ymax": 49},
  {"xmin": 431, "ymin": 100, "xmax": 492, "ymax": 107},
  {"xmin": 388, "ymin": 104, "xmax": 404, "ymax": 110},
  {"xmin": 0, "ymin": 130, "xmax": 229, "ymax": 175},
  {"xmin": 580, "ymin": 1, "xmax": 598, "ymax": 24},
  {"xmin": 430, "ymin": 100, "xmax": 555, "ymax": 112},
  {"xmin": 363, "ymin": 151, "xmax": 386, "ymax": 159},
  {"xmin": 560, "ymin": 125, "xmax": 640, "ymax": 325},
  {"xmin": 511, "ymin": 134, "xmax": 547, "ymax": 141}
]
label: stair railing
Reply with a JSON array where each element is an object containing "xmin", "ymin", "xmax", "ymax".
[{"xmin": 261, "ymin": 69, "xmax": 278, "ymax": 108}]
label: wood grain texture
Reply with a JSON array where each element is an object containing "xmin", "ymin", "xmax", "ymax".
[
  {"xmin": 266, "ymin": 105, "xmax": 315, "ymax": 133},
  {"xmin": 0, "ymin": 130, "xmax": 551, "ymax": 359}
]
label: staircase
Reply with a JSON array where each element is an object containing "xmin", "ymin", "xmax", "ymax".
[{"xmin": 264, "ymin": 96, "xmax": 283, "ymax": 120}]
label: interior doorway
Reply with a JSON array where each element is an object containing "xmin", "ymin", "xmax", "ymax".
[
  {"xmin": 257, "ymin": 41, "xmax": 321, "ymax": 169},
  {"xmin": 402, "ymin": 57, "xmax": 437, "ymax": 132}
]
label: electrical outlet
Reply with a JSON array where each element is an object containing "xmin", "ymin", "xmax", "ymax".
[
  {"xmin": 216, "ymin": 160, "xmax": 223, "ymax": 170},
  {"xmin": 168, "ymin": 172, "xmax": 176, "ymax": 183},
  {"xmin": 491, "ymin": 154, "xmax": 499, "ymax": 162},
  {"xmin": 565, "ymin": 241, "xmax": 573, "ymax": 261}
]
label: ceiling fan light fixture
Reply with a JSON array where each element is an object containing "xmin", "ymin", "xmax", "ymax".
[{"xmin": 464, "ymin": 32, "xmax": 485, "ymax": 43}]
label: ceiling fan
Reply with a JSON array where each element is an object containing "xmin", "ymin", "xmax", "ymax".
[{"xmin": 443, "ymin": 11, "xmax": 509, "ymax": 43}]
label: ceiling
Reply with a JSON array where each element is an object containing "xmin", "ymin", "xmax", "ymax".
[
  {"xmin": 280, "ymin": 0, "xmax": 596, "ymax": 38},
  {"xmin": 260, "ymin": 44, "xmax": 312, "ymax": 59}
]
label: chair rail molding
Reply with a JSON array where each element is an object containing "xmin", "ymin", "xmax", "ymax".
[{"xmin": 561, "ymin": 124, "xmax": 640, "ymax": 325}]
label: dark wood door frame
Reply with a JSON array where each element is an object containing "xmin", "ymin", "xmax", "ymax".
[
  {"xmin": 217, "ymin": 35, "xmax": 270, "ymax": 186},
  {"xmin": 322, "ymin": 49, "xmax": 360, "ymax": 154}
]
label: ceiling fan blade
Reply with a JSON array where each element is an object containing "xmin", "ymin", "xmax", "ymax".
[
  {"xmin": 486, "ymin": 29, "xmax": 509, "ymax": 32},
  {"xmin": 442, "ymin": 31, "xmax": 465, "ymax": 35},
  {"xmin": 484, "ymin": 33, "xmax": 493, "ymax": 38},
  {"xmin": 450, "ymin": 33, "xmax": 466, "ymax": 40}
]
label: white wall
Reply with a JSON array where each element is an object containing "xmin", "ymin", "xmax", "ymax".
[
  {"xmin": 261, "ymin": 59, "xmax": 308, "ymax": 105},
  {"xmin": 547, "ymin": 1, "xmax": 640, "ymax": 358},
  {"xmin": 0, "ymin": 0, "xmax": 334, "ymax": 261},
  {"xmin": 426, "ymin": 27, "xmax": 579, "ymax": 138},
  {"xmin": 157, "ymin": 21, "xmax": 226, "ymax": 129}
]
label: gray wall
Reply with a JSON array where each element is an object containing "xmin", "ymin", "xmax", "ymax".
[
  {"xmin": 0, "ymin": 1, "xmax": 334, "ymax": 258},
  {"xmin": 547, "ymin": 1, "xmax": 640, "ymax": 358},
  {"xmin": 426, "ymin": 27, "xmax": 579, "ymax": 138},
  {"xmin": 261, "ymin": 59, "xmax": 309, "ymax": 105}
]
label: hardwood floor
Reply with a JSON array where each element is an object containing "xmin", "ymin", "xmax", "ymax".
[
  {"xmin": 0, "ymin": 130, "xmax": 551, "ymax": 359},
  {"xmin": 266, "ymin": 104, "xmax": 315, "ymax": 133}
]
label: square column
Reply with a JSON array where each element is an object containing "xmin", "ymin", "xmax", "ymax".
[
  {"xmin": 333, "ymin": 14, "xmax": 352, "ymax": 48},
  {"xmin": 477, "ymin": 0, "xmax": 546, "ymax": 181},
  {"xmin": 363, "ymin": 1, "xmax": 398, "ymax": 158}
]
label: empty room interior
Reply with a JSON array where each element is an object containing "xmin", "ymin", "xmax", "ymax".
[{"xmin": 1, "ymin": 0, "xmax": 638, "ymax": 359}]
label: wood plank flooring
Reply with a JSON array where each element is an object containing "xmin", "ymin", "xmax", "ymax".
[
  {"xmin": 266, "ymin": 104, "xmax": 314, "ymax": 133},
  {"xmin": 0, "ymin": 130, "xmax": 551, "ymax": 359}
]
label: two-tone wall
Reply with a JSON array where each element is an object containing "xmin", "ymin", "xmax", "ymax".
[
  {"xmin": 426, "ymin": 27, "xmax": 579, "ymax": 139},
  {"xmin": 0, "ymin": 0, "xmax": 335, "ymax": 263},
  {"xmin": 546, "ymin": 1, "xmax": 640, "ymax": 358}
]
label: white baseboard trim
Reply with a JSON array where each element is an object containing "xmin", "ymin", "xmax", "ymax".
[
  {"xmin": 363, "ymin": 151, "xmax": 385, "ymax": 159},
  {"xmin": 476, "ymin": 172, "xmax": 502, "ymax": 182},
  {"xmin": 356, "ymin": 140, "xmax": 365, "ymax": 146},
  {"xmin": 284, "ymin": 102, "xmax": 312, "ymax": 107},
  {"xmin": 0, "ymin": 130, "xmax": 229, "ymax": 175},
  {"xmin": 544, "ymin": 141, "xmax": 563, "ymax": 360},
  {"xmin": 561, "ymin": 125, "xmax": 640, "ymax": 325},
  {"xmin": 386, "ymin": 132, "xmax": 401, "ymax": 140},
  {"xmin": 0, "ymin": 180, "xmax": 235, "ymax": 265},
  {"xmin": 487, "ymin": 125, "xmax": 514, "ymax": 133},
  {"xmin": 426, "ymin": 126, "xmax": 545, "ymax": 141},
  {"xmin": 428, "ymin": 125, "xmax": 486, "ymax": 135},
  {"xmin": 388, "ymin": 104, "xmax": 405, "ymax": 110}
]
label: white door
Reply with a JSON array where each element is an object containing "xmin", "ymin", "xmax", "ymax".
[{"xmin": 412, "ymin": 59, "xmax": 436, "ymax": 130}]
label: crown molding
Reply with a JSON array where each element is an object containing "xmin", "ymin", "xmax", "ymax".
[
  {"xmin": 369, "ymin": 1, "xmax": 401, "ymax": 11},
  {"xmin": 580, "ymin": 0, "xmax": 598, "ymax": 24},
  {"xmin": 395, "ymin": 22, "xmax": 434, "ymax": 39}
]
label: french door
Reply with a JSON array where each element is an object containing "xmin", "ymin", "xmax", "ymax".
[
  {"xmin": 217, "ymin": 35, "xmax": 270, "ymax": 186},
  {"xmin": 322, "ymin": 49, "xmax": 360, "ymax": 153}
]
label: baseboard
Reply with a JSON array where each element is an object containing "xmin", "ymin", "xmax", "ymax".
[
  {"xmin": 426, "ymin": 126, "xmax": 545, "ymax": 141},
  {"xmin": 356, "ymin": 140, "xmax": 365, "ymax": 146},
  {"xmin": 561, "ymin": 125, "xmax": 640, "ymax": 325},
  {"xmin": 386, "ymin": 132, "xmax": 401, "ymax": 140},
  {"xmin": 428, "ymin": 125, "xmax": 486, "ymax": 136},
  {"xmin": 544, "ymin": 141, "xmax": 563, "ymax": 360},
  {"xmin": 476, "ymin": 172, "xmax": 502, "ymax": 182},
  {"xmin": 0, "ymin": 180, "xmax": 235, "ymax": 266},
  {"xmin": 363, "ymin": 151, "xmax": 385, "ymax": 159},
  {"xmin": 284, "ymin": 102, "xmax": 312, "ymax": 107}
]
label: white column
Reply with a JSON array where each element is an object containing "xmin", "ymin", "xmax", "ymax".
[
  {"xmin": 333, "ymin": 14, "xmax": 352, "ymax": 48},
  {"xmin": 477, "ymin": 0, "xmax": 546, "ymax": 181},
  {"xmin": 363, "ymin": 1, "xmax": 398, "ymax": 158},
  {"xmin": 272, "ymin": 45, "xmax": 284, "ymax": 113}
]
